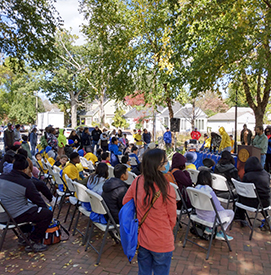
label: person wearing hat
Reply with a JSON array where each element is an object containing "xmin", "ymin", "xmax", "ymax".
[
  {"xmin": 170, "ymin": 152, "xmax": 193, "ymax": 208},
  {"xmin": 184, "ymin": 151, "xmax": 197, "ymax": 170},
  {"xmin": 4, "ymin": 123, "xmax": 14, "ymax": 151},
  {"xmin": 191, "ymin": 127, "xmax": 201, "ymax": 140},
  {"xmin": 218, "ymin": 127, "xmax": 232, "ymax": 153},
  {"xmin": 0, "ymin": 154, "xmax": 52, "ymax": 252},
  {"xmin": 163, "ymin": 127, "xmax": 172, "ymax": 150},
  {"xmin": 214, "ymin": 151, "xmax": 239, "ymax": 189},
  {"xmin": 62, "ymin": 152, "xmax": 81, "ymax": 190}
]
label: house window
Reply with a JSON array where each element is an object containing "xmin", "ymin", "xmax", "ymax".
[
  {"xmin": 202, "ymin": 120, "xmax": 204, "ymax": 130},
  {"xmin": 86, "ymin": 117, "xmax": 91, "ymax": 125},
  {"xmin": 94, "ymin": 118, "xmax": 99, "ymax": 122},
  {"xmin": 164, "ymin": 117, "xmax": 169, "ymax": 127}
]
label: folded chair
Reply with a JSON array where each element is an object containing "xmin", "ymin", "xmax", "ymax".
[
  {"xmin": 170, "ymin": 182, "xmax": 192, "ymax": 241},
  {"xmin": 230, "ymin": 178, "xmax": 271, "ymax": 240},
  {"xmin": 183, "ymin": 187, "xmax": 232, "ymax": 260},
  {"xmin": 0, "ymin": 199, "xmax": 34, "ymax": 251},
  {"xmin": 187, "ymin": 169, "xmax": 199, "ymax": 184},
  {"xmin": 85, "ymin": 189, "xmax": 120, "ymax": 265},
  {"xmin": 125, "ymin": 171, "xmax": 137, "ymax": 185},
  {"xmin": 108, "ymin": 166, "xmax": 114, "ymax": 178},
  {"xmin": 211, "ymin": 174, "xmax": 236, "ymax": 209}
]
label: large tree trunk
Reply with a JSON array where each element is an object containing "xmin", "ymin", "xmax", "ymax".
[
  {"xmin": 70, "ymin": 93, "xmax": 78, "ymax": 129},
  {"xmin": 242, "ymin": 70, "xmax": 270, "ymax": 127}
]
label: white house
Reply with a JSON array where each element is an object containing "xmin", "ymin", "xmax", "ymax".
[
  {"xmin": 207, "ymin": 107, "xmax": 255, "ymax": 134},
  {"xmin": 124, "ymin": 102, "xmax": 208, "ymax": 133},
  {"xmin": 79, "ymin": 99, "xmax": 130, "ymax": 127}
]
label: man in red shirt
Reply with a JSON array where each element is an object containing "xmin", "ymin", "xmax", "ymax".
[{"xmin": 191, "ymin": 127, "xmax": 201, "ymax": 140}]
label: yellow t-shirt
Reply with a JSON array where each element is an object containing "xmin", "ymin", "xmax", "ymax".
[
  {"xmin": 62, "ymin": 162, "xmax": 80, "ymax": 190},
  {"xmin": 84, "ymin": 153, "xmax": 98, "ymax": 165},
  {"xmin": 37, "ymin": 160, "xmax": 48, "ymax": 174},
  {"xmin": 76, "ymin": 163, "xmax": 84, "ymax": 172},
  {"xmin": 186, "ymin": 163, "xmax": 197, "ymax": 170},
  {"xmin": 48, "ymin": 157, "xmax": 55, "ymax": 166},
  {"xmin": 134, "ymin": 133, "xmax": 143, "ymax": 146}
]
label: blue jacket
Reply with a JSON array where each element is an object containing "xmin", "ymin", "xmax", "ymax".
[
  {"xmin": 163, "ymin": 131, "xmax": 172, "ymax": 144},
  {"xmin": 109, "ymin": 143, "xmax": 122, "ymax": 155},
  {"xmin": 267, "ymin": 137, "xmax": 271, "ymax": 154},
  {"xmin": 29, "ymin": 132, "xmax": 37, "ymax": 146}
]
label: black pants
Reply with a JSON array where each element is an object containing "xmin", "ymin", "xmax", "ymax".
[
  {"xmin": 15, "ymin": 206, "xmax": 53, "ymax": 243},
  {"xmin": 235, "ymin": 196, "xmax": 270, "ymax": 220},
  {"xmin": 32, "ymin": 178, "xmax": 53, "ymax": 202},
  {"xmin": 265, "ymin": 154, "xmax": 271, "ymax": 173}
]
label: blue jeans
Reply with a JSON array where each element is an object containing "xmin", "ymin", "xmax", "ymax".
[
  {"xmin": 92, "ymin": 140, "xmax": 99, "ymax": 152},
  {"xmin": 137, "ymin": 246, "xmax": 172, "ymax": 275},
  {"xmin": 261, "ymin": 154, "xmax": 266, "ymax": 168},
  {"xmin": 223, "ymin": 146, "xmax": 231, "ymax": 152}
]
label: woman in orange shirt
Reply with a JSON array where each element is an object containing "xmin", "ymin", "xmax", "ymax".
[{"xmin": 123, "ymin": 149, "xmax": 176, "ymax": 275}]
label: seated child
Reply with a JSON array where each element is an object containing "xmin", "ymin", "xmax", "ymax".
[
  {"xmin": 184, "ymin": 151, "xmax": 197, "ymax": 170},
  {"xmin": 121, "ymin": 154, "xmax": 131, "ymax": 171},
  {"xmin": 35, "ymin": 152, "xmax": 48, "ymax": 174},
  {"xmin": 54, "ymin": 155, "xmax": 68, "ymax": 170},
  {"xmin": 101, "ymin": 152, "xmax": 111, "ymax": 166},
  {"xmin": 129, "ymin": 146, "xmax": 140, "ymax": 169},
  {"xmin": 195, "ymin": 170, "xmax": 234, "ymax": 241},
  {"xmin": 84, "ymin": 147, "xmax": 98, "ymax": 165}
]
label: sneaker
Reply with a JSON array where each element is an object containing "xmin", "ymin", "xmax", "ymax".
[
  {"xmin": 215, "ymin": 231, "xmax": 233, "ymax": 241},
  {"xmin": 25, "ymin": 242, "xmax": 48, "ymax": 252},
  {"xmin": 204, "ymin": 227, "xmax": 213, "ymax": 235}
]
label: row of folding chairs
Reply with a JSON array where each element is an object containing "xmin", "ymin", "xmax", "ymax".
[
  {"xmin": 56, "ymin": 175, "xmax": 119, "ymax": 265},
  {"xmin": 182, "ymin": 179, "xmax": 271, "ymax": 260}
]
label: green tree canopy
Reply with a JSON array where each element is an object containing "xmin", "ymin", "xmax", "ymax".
[{"xmin": 1, "ymin": 0, "xmax": 61, "ymax": 70}]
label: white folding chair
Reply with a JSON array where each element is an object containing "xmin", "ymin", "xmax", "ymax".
[
  {"xmin": 63, "ymin": 175, "xmax": 78, "ymax": 231},
  {"xmin": 125, "ymin": 171, "xmax": 137, "ymax": 185},
  {"xmin": 85, "ymin": 189, "xmax": 120, "ymax": 265},
  {"xmin": 170, "ymin": 182, "xmax": 192, "ymax": 241},
  {"xmin": 108, "ymin": 166, "xmax": 114, "ymax": 178},
  {"xmin": 0, "ymin": 199, "xmax": 34, "ymax": 251},
  {"xmin": 80, "ymin": 156, "xmax": 95, "ymax": 171},
  {"xmin": 53, "ymin": 166, "xmax": 62, "ymax": 174},
  {"xmin": 183, "ymin": 187, "xmax": 232, "ymax": 260},
  {"xmin": 187, "ymin": 169, "xmax": 199, "ymax": 184},
  {"xmin": 129, "ymin": 156, "xmax": 138, "ymax": 166},
  {"xmin": 211, "ymin": 174, "xmax": 236, "ymax": 209},
  {"xmin": 230, "ymin": 179, "xmax": 271, "ymax": 240},
  {"xmin": 72, "ymin": 182, "xmax": 92, "ymax": 244},
  {"xmin": 52, "ymin": 171, "xmax": 71, "ymax": 219}
]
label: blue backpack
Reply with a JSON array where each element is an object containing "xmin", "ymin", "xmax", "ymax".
[
  {"xmin": 119, "ymin": 198, "xmax": 138, "ymax": 263},
  {"xmin": 119, "ymin": 177, "xmax": 161, "ymax": 262}
]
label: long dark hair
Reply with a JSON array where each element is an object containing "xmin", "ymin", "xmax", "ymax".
[
  {"xmin": 196, "ymin": 170, "xmax": 212, "ymax": 187},
  {"xmin": 88, "ymin": 162, "xmax": 108, "ymax": 185},
  {"xmin": 142, "ymin": 148, "xmax": 169, "ymax": 205}
]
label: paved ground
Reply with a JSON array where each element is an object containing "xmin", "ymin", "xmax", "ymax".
[{"xmin": 1, "ymin": 200, "xmax": 271, "ymax": 275}]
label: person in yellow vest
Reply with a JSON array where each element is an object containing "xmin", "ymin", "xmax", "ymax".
[
  {"xmin": 35, "ymin": 152, "xmax": 48, "ymax": 174},
  {"xmin": 84, "ymin": 148, "xmax": 98, "ymax": 165},
  {"xmin": 218, "ymin": 127, "xmax": 232, "ymax": 152},
  {"xmin": 62, "ymin": 152, "xmax": 81, "ymax": 190},
  {"xmin": 134, "ymin": 129, "xmax": 143, "ymax": 146}
]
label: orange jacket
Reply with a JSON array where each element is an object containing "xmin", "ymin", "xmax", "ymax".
[{"xmin": 123, "ymin": 175, "xmax": 176, "ymax": 253}]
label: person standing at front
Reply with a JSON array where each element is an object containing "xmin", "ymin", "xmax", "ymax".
[
  {"xmin": 163, "ymin": 127, "xmax": 172, "ymax": 150},
  {"xmin": 253, "ymin": 126, "xmax": 268, "ymax": 168},
  {"xmin": 123, "ymin": 149, "xmax": 176, "ymax": 275}
]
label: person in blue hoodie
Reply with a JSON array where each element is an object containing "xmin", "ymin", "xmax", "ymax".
[
  {"xmin": 109, "ymin": 137, "xmax": 122, "ymax": 166},
  {"xmin": 163, "ymin": 127, "xmax": 172, "ymax": 150}
]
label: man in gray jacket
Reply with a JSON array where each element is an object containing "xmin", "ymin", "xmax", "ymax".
[
  {"xmin": 0, "ymin": 154, "xmax": 52, "ymax": 252},
  {"xmin": 253, "ymin": 126, "xmax": 268, "ymax": 168}
]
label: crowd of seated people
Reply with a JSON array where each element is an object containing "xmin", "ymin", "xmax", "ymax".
[{"xmin": 1, "ymin": 123, "xmax": 271, "ymax": 275}]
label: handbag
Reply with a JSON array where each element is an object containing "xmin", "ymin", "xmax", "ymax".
[{"xmin": 119, "ymin": 176, "xmax": 161, "ymax": 262}]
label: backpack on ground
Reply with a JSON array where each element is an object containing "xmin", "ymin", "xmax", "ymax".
[{"xmin": 43, "ymin": 219, "xmax": 69, "ymax": 245}]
